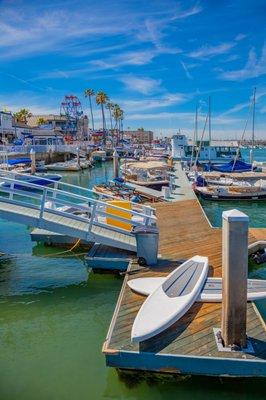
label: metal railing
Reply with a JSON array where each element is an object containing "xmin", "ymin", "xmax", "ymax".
[
  {"xmin": 0, "ymin": 144, "xmax": 81, "ymax": 154},
  {"xmin": 0, "ymin": 170, "xmax": 157, "ymax": 236}
]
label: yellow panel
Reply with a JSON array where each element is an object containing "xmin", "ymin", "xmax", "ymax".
[{"xmin": 106, "ymin": 200, "xmax": 132, "ymax": 231}]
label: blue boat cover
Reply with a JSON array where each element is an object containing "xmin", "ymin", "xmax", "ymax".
[
  {"xmin": 206, "ymin": 159, "xmax": 252, "ymax": 173},
  {"xmin": 8, "ymin": 158, "xmax": 31, "ymax": 165},
  {"xmin": 196, "ymin": 176, "xmax": 208, "ymax": 187}
]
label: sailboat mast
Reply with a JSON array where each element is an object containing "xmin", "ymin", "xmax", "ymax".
[
  {"xmin": 252, "ymin": 87, "xmax": 256, "ymax": 150},
  {"xmin": 190, "ymin": 104, "xmax": 198, "ymax": 168},
  {"xmin": 195, "ymin": 104, "xmax": 198, "ymax": 144},
  {"xmin": 208, "ymin": 96, "xmax": 211, "ymax": 163}
]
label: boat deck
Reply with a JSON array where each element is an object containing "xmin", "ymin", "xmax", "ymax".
[
  {"xmin": 204, "ymin": 171, "xmax": 266, "ymax": 181},
  {"xmin": 103, "ymin": 199, "xmax": 266, "ymax": 377}
]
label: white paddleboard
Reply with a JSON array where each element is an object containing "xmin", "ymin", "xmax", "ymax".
[
  {"xmin": 131, "ymin": 255, "xmax": 208, "ymax": 343},
  {"xmin": 128, "ymin": 277, "xmax": 266, "ymax": 302}
]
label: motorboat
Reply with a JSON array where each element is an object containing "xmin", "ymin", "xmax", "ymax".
[
  {"xmin": 122, "ymin": 160, "xmax": 170, "ymax": 190},
  {"xmin": 195, "ymin": 179, "xmax": 266, "ymax": 200}
]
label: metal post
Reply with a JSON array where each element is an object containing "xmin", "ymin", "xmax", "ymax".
[
  {"xmin": 113, "ymin": 148, "xmax": 119, "ymax": 178},
  {"xmin": 40, "ymin": 188, "xmax": 47, "ymax": 219},
  {"xmin": 76, "ymin": 146, "xmax": 80, "ymax": 167},
  {"xmin": 221, "ymin": 209, "xmax": 249, "ymax": 348},
  {"xmin": 30, "ymin": 148, "xmax": 36, "ymax": 174}
]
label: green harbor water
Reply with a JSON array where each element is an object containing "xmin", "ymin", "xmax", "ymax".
[{"xmin": 0, "ymin": 158, "xmax": 265, "ymax": 399}]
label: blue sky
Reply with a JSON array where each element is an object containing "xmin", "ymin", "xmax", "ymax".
[{"xmin": 0, "ymin": 0, "xmax": 265, "ymax": 138}]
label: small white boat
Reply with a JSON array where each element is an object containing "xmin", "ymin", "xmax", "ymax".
[
  {"xmin": 195, "ymin": 181, "xmax": 266, "ymax": 201},
  {"xmin": 46, "ymin": 161, "xmax": 81, "ymax": 172},
  {"xmin": 128, "ymin": 277, "xmax": 266, "ymax": 302},
  {"xmin": 131, "ymin": 255, "xmax": 208, "ymax": 343},
  {"xmin": 91, "ymin": 150, "xmax": 106, "ymax": 162}
]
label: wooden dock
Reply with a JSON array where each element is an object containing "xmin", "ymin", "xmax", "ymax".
[{"xmin": 103, "ymin": 198, "xmax": 266, "ymax": 377}]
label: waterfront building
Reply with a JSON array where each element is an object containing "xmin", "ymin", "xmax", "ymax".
[
  {"xmin": 124, "ymin": 129, "xmax": 154, "ymax": 144},
  {"xmin": 27, "ymin": 114, "xmax": 89, "ymax": 140}
]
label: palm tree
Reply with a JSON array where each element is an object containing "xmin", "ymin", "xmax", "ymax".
[
  {"xmin": 84, "ymin": 88, "xmax": 95, "ymax": 132},
  {"xmin": 37, "ymin": 117, "xmax": 46, "ymax": 126},
  {"xmin": 96, "ymin": 91, "xmax": 109, "ymax": 144},
  {"xmin": 106, "ymin": 102, "xmax": 114, "ymax": 131},
  {"xmin": 113, "ymin": 104, "xmax": 124, "ymax": 145},
  {"xmin": 13, "ymin": 108, "xmax": 32, "ymax": 124},
  {"xmin": 119, "ymin": 109, "xmax": 124, "ymax": 145}
]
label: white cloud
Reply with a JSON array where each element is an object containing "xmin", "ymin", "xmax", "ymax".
[
  {"xmin": 235, "ymin": 33, "xmax": 247, "ymax": 42},
  {"xmin": 89, "ymin": 47, "xmax": 181, "ymax": 70},
  {"xmin": 180, "ymin": 61, "xmax": 193, "ymax": 79},
  {"xmin": 221, "ymin": 101, "xmax": 250, "ymax": 116},
  {"xmin": 220, "ymin": 43, "xmax": 266, "ymax": 81},
  {"xmin": 119, "ymin": 76, "xmax": 162, "ymax": 94},
  {"xmin": 188, "ymin": 42, "xmax": 236, "ymax": 59},
  {"xmin": 120, "ymin": 93, "xmax": 189, "ymax": 113},
  {"xmin": 171, "ymin": 4, "xmax": 203, "ymax": 20},
  {"xmin": 0, "ymin": 2, "xmax": 200, "ymax": 61}
]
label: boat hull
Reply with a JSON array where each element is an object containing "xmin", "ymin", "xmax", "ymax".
[{"xmin": 196, "ymin": 190, "xmax": 266, "ymax": 201}]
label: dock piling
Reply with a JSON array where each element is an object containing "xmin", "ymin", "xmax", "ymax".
[
  {"xmin": 221, "ymin": 209, "xmax": 249, "ymax": 348},
  {"xmin": 113, "ymin": 149, "xmax": 119, "ymax": 178},
  {"xmin": 30, "ymin": 148, "xmax": 36, "ymax": 174}
]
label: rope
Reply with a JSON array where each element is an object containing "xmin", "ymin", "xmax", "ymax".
[{"xmin": 40, "ymin": 238, "xmax": 82, "ymax": 257}]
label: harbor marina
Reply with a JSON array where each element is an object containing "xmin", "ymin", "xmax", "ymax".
[{"xmin": 0, "ymin": 158, "xmax": 265, "ymax": 400}]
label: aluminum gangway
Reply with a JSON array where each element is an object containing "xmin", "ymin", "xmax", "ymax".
[{"xmin": 0, "ymin": 170, "xmax": 157, "ymax": 252}]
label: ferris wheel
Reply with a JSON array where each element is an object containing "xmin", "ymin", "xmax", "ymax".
[{"xmin": 60, "ymin": 95, "xmax": 83, "ymax": 135}]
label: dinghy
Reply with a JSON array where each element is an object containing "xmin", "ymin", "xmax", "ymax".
[
  {"xmin": 128, "ymin": 277, "xmax": 266, "ymax": 302},
  {"xmin": 131, "ymin": 255, "xmax": 208, "ymax": 343}
]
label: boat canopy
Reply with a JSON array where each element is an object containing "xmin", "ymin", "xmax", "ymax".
[
  {"xmin": 206, "ymin": 159, "xmax": 253, "ymax": 173},
  {"xmin": 8, "ymin": 158, "xmax": 31, "ymax": 165},
  {"xmin": 126, "ymin": 161, "xmax": 169, "ymax": 170}
]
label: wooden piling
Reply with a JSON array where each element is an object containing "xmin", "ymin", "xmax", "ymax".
[
  {"xmin": 221, "ymin": 209, "xmax": 249, "ymax": 348},
  {"xmin": 113, "ymin": 149, "xmax": 119, "ymax": 178},
  {"xmin": 30, "ymin": 148, "xmax": 36, "ymax": 174}
]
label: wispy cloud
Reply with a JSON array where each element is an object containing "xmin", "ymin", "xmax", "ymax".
[
  {"xmin": 180, "ymin": 61, "xmax": 193, "ymax": 79},
  {"xmin": 171, "ymin": 3, "xmax": 203, "ymax": 20},
  {"xmin": 0, "ymin": 2, "xmax": 201, "ymax": 61},
  {"xmin": 220, "ymin": 43, "xmax": 266, "ymax": 81},
  {"xmin": 119, "ymin": 76, "xmax": 162, "ymax": 94},
  {"xmin": 120, "ymin": 93, "xmax": 190, "ymax": 113},
  {"xmin": 188, "ymin": 42, "xmax": 236, "ymax": 59},
  {"xmin": 89, "ymin": 47, "xmax": 182, "ymax": 70},
  {"xmin": 235, "ymin": 33, "xmax": 247, "ymax": 42}
]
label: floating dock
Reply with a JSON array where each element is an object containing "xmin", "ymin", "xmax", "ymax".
[
  {"xmin": 85, "ymin": 243, "xmax": 134, "ymax": 272},
  {"xmin": 30, "ymin": 228, "xmax": 91, "ymax": 247},
  {"xmin": 103, "ymin": 164, "xmax": 266, "ymax": 377}
]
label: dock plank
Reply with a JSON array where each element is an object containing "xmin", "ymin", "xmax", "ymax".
[{"xmin": 104, "ymin": 192, "xmax": 266, "ymax": 376}]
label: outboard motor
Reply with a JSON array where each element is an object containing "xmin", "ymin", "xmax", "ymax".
[{"xmin": 251, "ymin": 249, "xmax": 266, "ymax": 265}]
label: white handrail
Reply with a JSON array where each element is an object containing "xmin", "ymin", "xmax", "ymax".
[
  {"xmin": 0, "ymin": 176, "xmax": 156, "ymax": 221},
  {"xmin": 0, "ymin": 175, "xmax": 157, "ymax": 231},
  {"xmin": 0, "ymin": 168, "xmax": 155, "ymax": 211}
]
